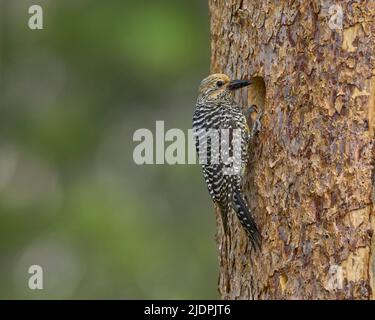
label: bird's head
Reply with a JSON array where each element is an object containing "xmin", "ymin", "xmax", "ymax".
[{"xmin": 198, "ymin": 73, "xmax": 252, "ymax": 101}]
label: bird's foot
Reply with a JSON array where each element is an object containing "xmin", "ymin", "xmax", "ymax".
[
  {"xmin": 247, "ymin": 105, "xmax": 263, "ymax": 138},
  {"xmin": 251, "ymin": 111, "xmax": 263, "ymax": 137}
]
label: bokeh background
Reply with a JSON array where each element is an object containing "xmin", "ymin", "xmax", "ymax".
[{"xmin": 0, "ymin": 0, "xmax": 218, "ymax": 299}]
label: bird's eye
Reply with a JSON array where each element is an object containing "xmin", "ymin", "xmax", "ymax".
[{"xmin": 216, "ymin": 81, "xmax": 224, "ymax": 87}]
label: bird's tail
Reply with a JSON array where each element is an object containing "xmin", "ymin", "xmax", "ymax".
[{"xmin": 232, "ymin": 191, "xmax": 261, "ymax": 249}]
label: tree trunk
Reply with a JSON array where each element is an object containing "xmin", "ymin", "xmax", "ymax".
[{"xmin": 209, "ymin": 0, "xmax": 375, "ymax": 299}]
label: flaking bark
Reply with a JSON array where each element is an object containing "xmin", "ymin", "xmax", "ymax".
[{"xmin": 209, "ymin": 0, "xmax": 375, "ymax": 299}]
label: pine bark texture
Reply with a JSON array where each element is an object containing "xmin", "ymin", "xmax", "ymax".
[{"xmin": 209, "ymin": 0, "xmax": 375, "ymax": 299}]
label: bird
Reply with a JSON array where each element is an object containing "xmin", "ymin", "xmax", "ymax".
[{"xmin": 192, "ymin": 73, "xmax": 261, "ymax": 249}]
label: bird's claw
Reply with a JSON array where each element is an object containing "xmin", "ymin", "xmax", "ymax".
[
  {"xmin": 247, "ymin": 104, "xmax": 263, "ymax": 137},
  {"xmin": 251, "ymin": 111, "xmax": 263, "ymax": 137}
]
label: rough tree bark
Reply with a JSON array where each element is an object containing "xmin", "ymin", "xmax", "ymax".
[{"xmin": 209, "ymin": 0, "xmax": 375, "ymax": 299}]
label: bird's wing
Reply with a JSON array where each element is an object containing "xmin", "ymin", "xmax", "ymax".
[{"xmin": 193, "ymin": 104, "xmax": 229, "ymax": 203}]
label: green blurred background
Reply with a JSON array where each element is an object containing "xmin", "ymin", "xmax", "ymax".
[{"xmin": 0, "ymin": 0, "xmax": 218, "ymax": 299}]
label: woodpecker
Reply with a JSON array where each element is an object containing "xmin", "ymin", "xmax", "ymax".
[{"xmin": 192, "ymin": 74, "xmax": 261, "ymax": 249}]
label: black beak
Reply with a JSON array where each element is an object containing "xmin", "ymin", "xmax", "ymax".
[{"xmin": 227, "ymin": 79, "xmax": 252, "ymax": 91}]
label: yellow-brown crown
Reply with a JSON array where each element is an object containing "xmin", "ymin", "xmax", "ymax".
[{"xmin": 198, "ymin": 74, "xmax": 231, "ymax": 96}]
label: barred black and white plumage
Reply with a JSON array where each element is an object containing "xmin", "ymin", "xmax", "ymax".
[{"xmin": 193, "ymin": 74, "xmax": 261, "ymax": 249}]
